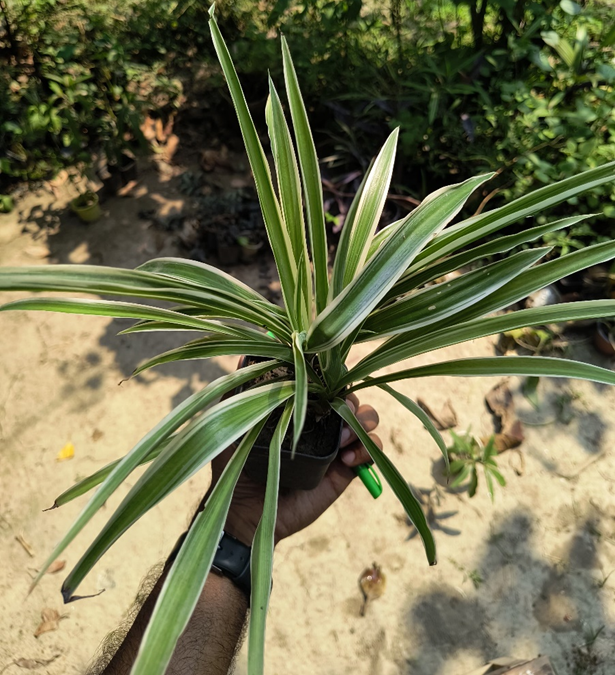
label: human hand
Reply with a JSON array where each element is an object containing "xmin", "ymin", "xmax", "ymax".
[{"xmin": 210, "ymin": 393, "xmax": 381, "ymax": 547}]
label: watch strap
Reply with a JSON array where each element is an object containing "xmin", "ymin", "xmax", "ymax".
[{"xmin": 212, "ymin": 531, "xmax": 252, "ymax": 600}]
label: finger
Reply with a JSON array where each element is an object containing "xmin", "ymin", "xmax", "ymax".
[
  {"xmin": 321, "ymin": 433, "xmax": 382, "ymax": 502},
  {"xmin": 346, "ymin": 392, "xmax": 360, "ymax": 411},
  {"xmin": 340, "ymin": 404, "xmax": 379, "ymax": 446},
  {"xmin": 340, "ymin": 433, "xmax": 382, "ymax": 467},
  {"xmin": 356, "ymin": 404, "xmax": 379, "ymax": 432}
]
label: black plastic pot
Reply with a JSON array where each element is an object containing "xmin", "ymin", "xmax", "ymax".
[
  {"xmin": 118, "ymin": 153, "xmax": 138, "ymax": 184},
  {"xmin": 99, "ymin": 166, "xmax": 123, "ymax": 199},
  {"xmin": 237, "ymin": 356, "xmax": 343, "ymax": 491},
  {"xmin": 103, "ymin": 153, "xmax": 138, "ymax": 196},
  {"xmin": 594, "ymin": 322, "xmax": 615, "ymax": 356},
  {"xmin": 203, "ymin": 229, "xmax": 241, "ymax": 265}
]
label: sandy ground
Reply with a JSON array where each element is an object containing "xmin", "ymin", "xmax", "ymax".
[{"xmin": 1, "ymin": 164, "xmax": 615, "ymax": 675}]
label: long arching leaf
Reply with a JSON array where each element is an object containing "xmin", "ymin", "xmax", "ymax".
[
  {"xmin": 62, "ymin": 381, "xmax": 295, "ymax": 601},
  {"xmin": 31, "ymin": 361, "xmax": 280, "ymax": 589},
  {"xmin": 51, "ymin": 435, "xmax": 175, "ymax": 508},
  {"xmin": 0, "ymin": 297, "xmax": 251, "ymax": 338},
  {"xmin": 411, "ymin": 160, "xmax": 615, "ymax": 270},
  {"xmin": 391, "ymin": 214, "xmax": 593, "ymax": 298},
  {"xmin": 349, "ymin": 357, "xmax": 615, "ymax": 393},
  {"xmin": 130, "ymin": 422, "xmax": 266, "ymax": 675},
  {"xmin": 306, "ymin": 174, "xmax": 493, "ymax": 352},
  {"xmin": 291, "ymin": 332, "xmax": 307, "ymax": 454},
  {"xmin": 332, "ymin": 159, "xmax": 375, "ymax": 297},
  {"xmin": 347, "ymin": 300, "xmax": 615, "ymax": 383},
  {"xmin": 362, "ymin": 247, "xmax": 549, "ymax": 338},
  {"xmin": 0, "ymin": 265, "xmax": 290, "ymax": 335},
  {"xmin": 376, "ymin": 383, "xmax": 448, "ymax": 468},
  {"xmin": 281, "ymin": 36, "xmax": 329, "ymax": 313},
  {"xmin": 331, "ymin": 399, "xmax": 436, "ymax": 565},
  {"xmin": 131, "ymin": 338, "xmax": 294, "ymax": 377},
  {"xmin": 248, "ymin": 401, "xmax": 293, "ymax": 675},
  {"xmin": 266, "ymin": 80, "xmax": 312, "ymax": 328},
  {"xmin": 208, "ymin": 9, "xmax": 298, "ymax": 327},
  {"xmin": 339, "ymin": 128, "xmax": 399, "ymax": 288},
  {"xmin": 136, "ymin": 257, "xmax": 287, "ymax": 318}
]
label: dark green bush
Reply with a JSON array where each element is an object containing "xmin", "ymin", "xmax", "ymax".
[
  {"xmin": 2, "ymin": 0, "xmax": 614, "ymax": 250},
  {"xmin": 219, "ymin": 0, "xmax": 615, "ymax": 243},
  {"xmin": 0, "ymin": 0, "xmax": 181, "ymax": 186}
]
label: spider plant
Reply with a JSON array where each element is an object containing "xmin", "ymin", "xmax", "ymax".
[{"xmin": 2, "ymin": 8, "xmax": 615, "ymax": 674}]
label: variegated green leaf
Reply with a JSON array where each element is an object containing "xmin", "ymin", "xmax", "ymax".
[
  {"xmin": 339, "ymin": 128, "xmax": 399, "ymax": 287},
  {"xmin": 248, "ymin": 401, "xmax": 293, "ymax": 675},
  {"xmin": 0, "ymin": 264, "xmax": 289, "ymax": 335},
  {"xmin": 349, "ymin": 357, "xmax": 615, "ymax": 393},
  {"xmin": 331, "ymin": 399, "xmax": 436, "ymax": 565},
  {"xmin": 266, "ymin": 80, "xmax": 312, "ymax": 328},
  {"xmin": 391, "ymin": 214, "xmax": 593, "ymax": 297},
  {"xmin": 362, "ymin": 247, "xmax": 549, "ymax": 338},
  {"xmin": 137, "ymin": 257, "xmax": 287, "ymax": 319},
  {"xmin": 376, "ymin": 383, "xmax": 448, "ymax": 468},
  {"xmin": 130, "ymin": 422, "xmax": 265, "ymax": 675},
  {"xmin": 62, "ymin": 381, "xmax": 294, "ymax": 600},
  {"xmin": 332, "ymin": 159, "xmax": 375, "ymax": 298},
  {"xmin": 347, "ymin": 300, "xmax": 615, "ymax": 384},
  {"xmin": 411, "ymin": 160, "xmax": 615, "ymax": 271},
  {"xmin": 132, "ymin": 337, "xmax": 293, "ymax": 377},
  {"xmin": 281, "ymin": 36, "xmax": 328, "ymax": 313},
  {"xmin": 0, "ymin": 297, "xmax": 250, "ymax": 338},
  {"xmin": 306, "ymin": 174, "xmax": 494, "ymax": 352},
  {"xmin": 208, "ymin": 9, "xmax": 298, "ymax": 325},
  {"xmin": 32, "ymin": 361, "xmax": 280, "ymax": 589},
  {"xmin": 291, "ymin": 332, "xmax": 307, "ymax": 454}
]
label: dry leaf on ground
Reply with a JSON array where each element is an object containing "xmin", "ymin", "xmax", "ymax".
[
  {"xmin": 11, "ymin": 655, "xmax": 59, "ymax": 670},
  {"xmin": 15, "ymin": 534, "xmax": 34, "ymax": 557},
  {"xmin": 162, "ymin": 134, "xmax": 180, "ymax": 163},
  {"xmin": 359, "ymin": 563, "xmax": 386, "ymax": 617},
  {"xmin": 417, "ymin": 398, "xmax": 458, "ymax": 430},
  {"xmin": 484, "ymin": 381, "xmax": 525, "ymax": 454},
  {"xmin": 484, "ymin": 419, "xmax": 525, "ymax": 453},
  {"xmin": 24, "ymin": 246, "xmax": 50, "ymax": 260},
  {"xmin": 45, "ymin": 560, "xmax": 66, "ymax": 575},
  {"xmin": 56, "ymin": 442, "xmax": 74, "ymax": 462},
  {"xmin": 34, "ymin": 609, "xmax": 61, "ymax": 638},
  {"xmin": 0, "ymin": 655, "xmax": 60, "ymax": 672},
  {"xmin": 485, "ymin": 380, "xmax": 514, "ymax": 420}
]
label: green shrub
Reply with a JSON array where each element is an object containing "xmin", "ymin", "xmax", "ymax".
[
  {"xmin": 0, "ymin": 0, "xmax": 181, "ymax": 185},
  {"xmin": 220, "ymin": 1, "xmax": 615, "ymax": 244}
]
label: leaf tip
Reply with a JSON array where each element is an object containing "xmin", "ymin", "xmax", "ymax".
[{"xmin": 27, "ymin": 576, "xmax": 41, "ymax": 596}]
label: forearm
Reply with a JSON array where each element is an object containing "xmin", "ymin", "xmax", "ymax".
[{"xmin": 101, "ymin": 565, "xmax": 248, "ymax": 675}]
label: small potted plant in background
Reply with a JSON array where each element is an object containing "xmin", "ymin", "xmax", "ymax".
[
  {"xmin": 70, "ymin": 188, "xmax": 102, "ymax": 223},
  {"xmin": 1, "ymin": 8, "xmax": 615, "ymax": 674},
  {"xmin": 0, "ymin": 194, "xmax": 14, "ymax": 213},
  {"xmin": 99, "ymin": 122, "xmax": 143, "ymax": 196},
  {"xmin": 95, "ymin": 84, "xmax": 153, "ymax": 197},
  {"xmin": 237, "ymin": 233, "xmax": 264, "ymax": 263}
]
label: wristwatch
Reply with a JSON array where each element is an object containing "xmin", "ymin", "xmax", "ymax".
[
  {"xmin": 211, "ymin": 531, "xmax": 252, "ymax": 600},
  {"xmin": 167, "ymin": 529, "xmax": 252, "ymax": 600}
]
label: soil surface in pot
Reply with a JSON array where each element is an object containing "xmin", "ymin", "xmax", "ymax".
[
  {"xmin": 244, "ymin": 359, "xmax": 341, "ymax": 458},
  {"xmin": 73, "ymin": 192, "xmax": 97, "ymax": 208}
]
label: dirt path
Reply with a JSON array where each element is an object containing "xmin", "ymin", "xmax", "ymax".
[{"xmin": 1, "ymin": 165, "xmax": 614, "ymax": 675}]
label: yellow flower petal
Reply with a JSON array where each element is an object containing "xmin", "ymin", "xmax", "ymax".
[{"xmin": 57, "ymin": 442, "xmax": 75, "ymax": 462}]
